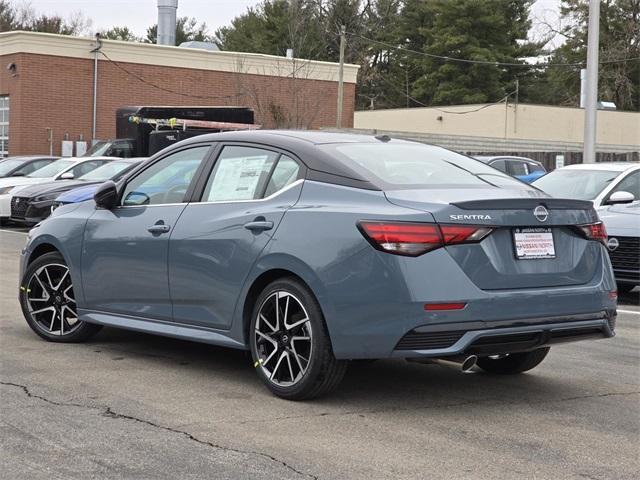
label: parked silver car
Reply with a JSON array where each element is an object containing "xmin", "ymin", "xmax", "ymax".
[{"xmin": 534, "ymin": 162, "xmax": 639, "ymax": 293}]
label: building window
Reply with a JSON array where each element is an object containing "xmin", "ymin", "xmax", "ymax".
[{"xmin": 0, "ymin": 96, "xmax": 8, "ymax": 158}]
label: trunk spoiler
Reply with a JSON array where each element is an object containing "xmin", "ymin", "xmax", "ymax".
[{"xmin": 451, "ymin": 198, "xmax": 593, "ymax": 210}]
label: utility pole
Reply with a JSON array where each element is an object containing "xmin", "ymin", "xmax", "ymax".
[
  {"xmin": 336, "ymin": 25, "xmax": 346, "ymax": 129},
  {"xmin": 513, "ymin": 78, "xmax": 519, "ymax": 134},
  {"xmin": 583, "ymin": 0, "xmax": 600, "ymax": 164}
]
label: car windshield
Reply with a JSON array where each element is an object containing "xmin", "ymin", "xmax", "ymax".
[
  {"xmin": 27, "ymin": 160, "xmax": 75, "ymax": 178},
  {"xmin": 85, "ymin": 141, "xmax": 111, "ymax": 156},
  {"xmin": 0, "ymin": 159, "xmax": 24, "ymax": 175},
  {"xmin": 533, "ymin": 169, "xmax": 619, "ymax": 200},
  {"xmin": 78, "ymin": 161, "xmax": 135, "ymax": 181},
  {"xmin": 321, "ymin": 143, "xmax": 530, "ymax": 189}
]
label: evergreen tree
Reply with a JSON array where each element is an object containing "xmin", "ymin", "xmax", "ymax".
[
  {"xmin": 532, "ymin": 0, "xmax": 639, "ymax": 111},
  {"xmin": 404, "ymin": 0, "xmax": 537, "ymax": 106},
  {"xmin": 100, "ymin": 26, "xmax": 140, "ymax": 42}
]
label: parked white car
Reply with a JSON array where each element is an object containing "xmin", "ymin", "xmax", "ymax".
[
  {"xmin": 0, "ymin": 157, "xmax": 116, "ymax": 223},
  {"xmin": 533, "ymin": 162, "xmax": 639, "ymax": 293}
]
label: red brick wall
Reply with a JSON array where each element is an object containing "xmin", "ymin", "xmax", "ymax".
[{"xmin": 0, "ymin": 52, "xmax": 356, "ymax": 156}]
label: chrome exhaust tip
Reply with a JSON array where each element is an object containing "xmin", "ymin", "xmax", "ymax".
[{"xmin": 408, "ymin": 354, "xmax": 478, "ymax": 373}]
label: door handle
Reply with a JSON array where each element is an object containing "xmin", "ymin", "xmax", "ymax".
[
  {"xmin": 147, "ymin": 224, "xmax": 171, "ymax": 234},
  {"xmin": 244, "ymin": 220, "xmax": 274, "ymax": 232}
]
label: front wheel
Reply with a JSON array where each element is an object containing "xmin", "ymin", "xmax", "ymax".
[
  {"xmin": 476, "ymin": 347, "xmax": 550, "ymax": 374},
  {"xmin": 19, "ymin": 252, "xmax": 102, "ymax": 343},
  {"xmin": 249, "ymin": 278, "xmax": 348, "ymax": 400}
]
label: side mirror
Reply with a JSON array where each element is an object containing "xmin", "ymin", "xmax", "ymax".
[
  {"xmin": 11, "ymin": 171, "xmax": 26, "ymax": 177},
  {"xmin": 59, "ymin": 172, "xmax": 74, "ymax": 180},
  {"xmin": 606, "ymin": 191, "xmax": 635, "ymax": 205},
  {"xmin": 94, "ymin": 181, "xmax": 118, "ymax": 210}
]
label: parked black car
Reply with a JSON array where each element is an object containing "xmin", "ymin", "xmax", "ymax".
[
  {"xmin": 10, "ymin": 158, "xmax": 144, "ymax": 225},
  {"xmin": 0, "ymin": 156, "xmax": 58, "ymax": 178}
]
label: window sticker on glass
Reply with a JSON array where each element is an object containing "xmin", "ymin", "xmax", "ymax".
[
  {"xmin": 205, "ymin": 147, "xmax": 279, "ymax": 202},
  {"xmin": 208, "ymin": 156, "xmax": 269, "ymax": 201}
]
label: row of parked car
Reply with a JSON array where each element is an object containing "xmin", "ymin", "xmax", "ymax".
[
  {"xmin": 0, "ymin": 152, "xmax": 638, "ymax": 293},
  {"xmin": 0, "ymin": 156, "xmax": 146, "ymax": 226}
]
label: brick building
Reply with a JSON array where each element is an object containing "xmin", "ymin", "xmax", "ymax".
[{"xmin": 0, "ymin": 31, "xmax": 359, "ymax": 157}]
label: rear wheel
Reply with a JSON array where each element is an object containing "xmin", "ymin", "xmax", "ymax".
[
  {"xmin": 476, "ymin": 347, "xmax": 550, "ymax": 374},
  {"xmin": 249, "ymin": 278, "xmax": 347, "ymax": 400},
  {"xmin": 19, "ymin": 252, "xmax": 102, "ymax": 343}
]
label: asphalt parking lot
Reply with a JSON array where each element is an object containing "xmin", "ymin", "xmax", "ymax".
[{"xmin": 0, "ymin": 227, "xmax": 638, "ymax": 480}]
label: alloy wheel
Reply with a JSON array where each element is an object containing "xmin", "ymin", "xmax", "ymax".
[
  {"xmin": 24, "ymin": 263, "xmax": 80, "ymax": 336},
  {"xmin": 254, "ymin": 291, "xmax": 313, "ymax": 387}
]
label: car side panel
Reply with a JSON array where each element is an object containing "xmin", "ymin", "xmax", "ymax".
[{"xmin": 167, "ymin": 183, "xmax": 302, "ymax": 329}]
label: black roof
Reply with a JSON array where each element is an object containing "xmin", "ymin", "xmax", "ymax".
[{"xmin": 179, "ymin": 130, "xmax": 420, "ymax": 190}]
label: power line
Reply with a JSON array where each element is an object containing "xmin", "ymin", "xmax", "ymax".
[
  {"xmin": 374, "ymin": 71, "xmax": 517, "ymax": 113},
  {"xmin": 348, "ymin": 32, "xmax": 640, "ymax": 69},
  {"xmin": 99, "ymin": 50, "xmax": 244, "ymax": 101}
]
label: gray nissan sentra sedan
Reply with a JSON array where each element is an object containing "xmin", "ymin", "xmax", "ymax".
[{"xmin": 19, "ymin": 131, "xmax": 617, "ymax": 399}]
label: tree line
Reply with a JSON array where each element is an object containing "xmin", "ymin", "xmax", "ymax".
[{"xmin": 1, "ymin": 0, "xmax": 638, "ymax": 111}]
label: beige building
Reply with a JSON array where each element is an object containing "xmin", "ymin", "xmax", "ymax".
[{"xmin": 354, "ymin": 103, "xmax": 639, "ymax": 153}]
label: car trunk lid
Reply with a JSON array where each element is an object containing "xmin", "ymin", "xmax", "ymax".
[{"xmin": 385, "ymin": 188, "xmax": 602, "ymax": 290}]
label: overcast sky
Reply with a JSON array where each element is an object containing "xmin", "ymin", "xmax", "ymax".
[{"xmin": 23, "ymin": 0, "xmax": 562, "ymax": 44}]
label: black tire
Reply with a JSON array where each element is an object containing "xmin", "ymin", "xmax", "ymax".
[
  {"xmin": 617, "ymin": 283, "xmax": 636, "ymax": 294},
  {"xmin": 476, "ymin": 347, "xmax": 550, "ymax": 375},
  {"xmin": 249, "ymin": 277, "xmax": 348, "ymax": 400},
  {"xmin": 19, "ymin": 251, "xmax": 102, "ymax": 343}
]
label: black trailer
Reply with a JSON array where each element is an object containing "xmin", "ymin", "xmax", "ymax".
[{"xmin": 113, "ymin": 106, "xmax": 255, "ymax": 157}]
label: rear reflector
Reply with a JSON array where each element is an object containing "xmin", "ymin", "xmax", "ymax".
[
  {"xmin": 424, "ymin": 302, "xmax": 467, "ymax": 311},
  {"xmin": 358, "ymin": 221, "xmax": 493, "ymax": 256},
  {"xmin": 577, "ymin": 221, "xmax": 607, "ymax": 244}
]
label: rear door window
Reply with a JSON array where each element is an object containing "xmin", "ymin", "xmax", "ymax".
[{"xmin": 203, "ymin": 146, "xmax": 280, "ymax": 202}]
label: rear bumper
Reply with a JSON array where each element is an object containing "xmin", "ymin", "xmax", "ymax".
[
  {"xmin": 391, "ymin": 311, "xmax": 615, "ymax": 358},
  {"xmin": 325, "ymin": 245, "xmax": 617, "ymax": 360}
]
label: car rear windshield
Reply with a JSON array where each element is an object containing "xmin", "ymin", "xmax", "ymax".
[
  {"xmin": 534, "ymin": 169, "xmax": 619, "ymax": 200},
  {"xmin": 27, "ymin": 159, "xmax": 75, "ymax": 178},
  {"xmin": 0, "ymin": 159, "xmax": 24, "ymax": 175},
  {"xmin": 321, "ymin": 143, "xmax": 531, "ymax": 190},
  {"xmin": 78, "ymin": 161, "xmax": 135, "ymax": 181}
]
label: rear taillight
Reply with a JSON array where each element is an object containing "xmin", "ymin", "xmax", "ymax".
[
  {"xmin": 577, "ymin": 221, "xmax": 607, "ymax": 244},
  {"xmin": 358, "ymin": 221, "xmax": 493, "ymax": 256}
]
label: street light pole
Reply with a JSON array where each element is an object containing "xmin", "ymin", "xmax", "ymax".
[
  {"xmin": 91, "ymin": 33, "xmax": 102, "ymax": 145},
  {"xmin": 583, "ymin": 0, "xmax": 600, "ymax": 164}
]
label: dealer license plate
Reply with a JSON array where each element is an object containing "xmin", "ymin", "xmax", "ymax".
[{"xmin": 513, "ymin": 228, "xmax": 556, "ymax": 260}]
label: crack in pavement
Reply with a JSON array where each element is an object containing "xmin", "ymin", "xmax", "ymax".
[{"xmin": 1, "ymin": 381, "xmax": 317, "ymax": 480}]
